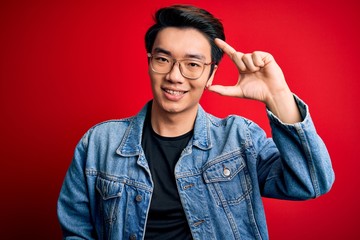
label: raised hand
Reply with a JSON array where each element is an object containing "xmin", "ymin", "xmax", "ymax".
[{"xmin": 208, "ymin": 38, "xmax": 301, "ymax": 123}]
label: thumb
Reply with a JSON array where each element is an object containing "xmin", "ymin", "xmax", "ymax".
[{"xmin": 207, "ymin": 85, "xmax": 244, "ymax": 97}]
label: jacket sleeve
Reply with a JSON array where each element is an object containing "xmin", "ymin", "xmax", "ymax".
[
  {"xmin": 57, "ymin": 131, "xmax": 96, "ymax": 239},
  {"xmin": 255, "ymin": 95, "xmax": 335, "ymax": 200}
]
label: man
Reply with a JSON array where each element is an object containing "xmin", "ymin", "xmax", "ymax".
[{"xmin": 57, "ymin": 4, "xmax": 334, "ymax": 240}]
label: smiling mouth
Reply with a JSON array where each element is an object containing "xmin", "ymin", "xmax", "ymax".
[{"xmin": 163, "ymin": 88, "xmax": 188, "ymax": 96}]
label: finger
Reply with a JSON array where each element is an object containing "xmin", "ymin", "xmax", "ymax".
[
  {"xmin": 207, "ymin": 84, "xmax": 244, "ymax": 98},
  {"xmin": 252, "ymin": 51, "xmax": 265, "ymax": 68},
  {"xmin": 214, "ymin": 38, "xmax": 241, "ymax": 56},
  {"xmin": 242, "ymin": 53, "xmax": 261, "ymax": 72},
  {"xmin": 214, "ymin": 38, "xmax": 246, "ymax": 71}
]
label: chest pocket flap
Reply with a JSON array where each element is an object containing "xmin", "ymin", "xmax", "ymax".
[
  {"xmin": 202, "ymin": 150, "xmax": 250, "ymax": 205},
  {"xmin": 203, "ymin": 151, "xmax": 245, "ymax": 183}
]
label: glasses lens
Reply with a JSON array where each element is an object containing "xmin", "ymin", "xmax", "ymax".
[
  {"xmin": 151, "ymin": 55, "xmax": 172, "ymax": 73},
  {"xmin": 180, "ymin": 60, "xmax": 205, "ymax": 79}
]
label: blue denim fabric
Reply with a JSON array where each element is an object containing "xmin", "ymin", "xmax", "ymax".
[{"xmin": 57, "ymin": 96, "xmax": 334, "ymax": 240}]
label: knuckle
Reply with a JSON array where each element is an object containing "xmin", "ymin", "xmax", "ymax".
[
  {"xmin": 241, "ymin": 53, "xmax": 250, "ymax": 60},
  {"xmin": 232, "ymin": 51, "xmax": 242, "ymax": 60}
]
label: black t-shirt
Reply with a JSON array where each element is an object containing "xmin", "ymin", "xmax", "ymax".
[{"xmin": 142, "ymin": 105, "xmax": 193, "ymax": 240}]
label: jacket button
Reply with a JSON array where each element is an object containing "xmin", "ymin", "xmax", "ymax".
[
  {"xmin": 129, "ymin": 234, "xmax": 137, "ymax": 240},
  {"xmin": 223, "ymin": 168, "xmax": 231, "ymax": 177},
  {"xmin": 135, "ymin": 195, "xmax": 142, "ymax": 202}
]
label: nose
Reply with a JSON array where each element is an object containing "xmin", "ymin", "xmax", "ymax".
[{"xmin": 165, "ymin": 62, "xmax": 184, "ymax": 83}]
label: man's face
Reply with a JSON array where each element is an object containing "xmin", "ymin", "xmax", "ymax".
[{"xmin": 148, "ymin": 27, "xmax": 216, "ymax": 116}]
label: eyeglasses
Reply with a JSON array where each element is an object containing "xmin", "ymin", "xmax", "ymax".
[{"xmin": 147, "ymin": 53, "xmax": 214, "ymax": 80}]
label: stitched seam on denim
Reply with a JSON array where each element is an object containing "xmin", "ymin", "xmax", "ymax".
[
  {"xmin": 205, "ymin": 167, "xmax": 244, "ymax": 183},
  {"xmin": 118, "ymin": 117, "xmax": 138, "ymax": 155},
  {"xmin": 228, "ymin": 167, "xmax": 253, "ymax": 205},
  {"xmin": 295, "ymin": 123, "xmax": 320, "ymax": 197},
  {"xmin": 245, "ymin": 122, "xmax": 259, "ymax": 161},
  {"xmin": 226, "ymin": 188, "xmax": 252, "ymax": 205},
  {"xmin": 176, "ymin": 170, "xmax": 202, "ymax": 179},
  {"xmin": 90, "ymin": 118, "xmax": 133, "ymax": 129},
  {"xmin": 206, "ymin": 173, "xmax": 253, "ymax": 206},
  {"xmin": 86, "ymin": 169, "xmax": 153, "ymax": 192},
  {"xmin": 214, "ymin": 183, "xmax": 241, "ymax": 239},
  {"xmin": 244, "ymin": 193, "xmax": 263, "ymax": 240},
  {"xmin": 206, "ymin": 112, "xmax": 226, "ymax": 127},
  {"xmin": 175, "ymin": 149, "xmax": 202, "ymax": 179},
  {"xmin": 202, "ymin": 149, "xmax": 242, "ymax": 170},
  {"xmin": 206, "ymin": 183, "xmax": 221, "ymax": 205},
  {"xmin": 84, "ymin": 118, "xmax": 133, "ymax": 154}
]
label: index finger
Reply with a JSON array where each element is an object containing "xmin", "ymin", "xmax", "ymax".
[
  {"xmin": 214, "ymin": 38, "xmax": 244, "ymax": 59},
  {"xmin": 215, "ymin": 38, "xmax": 246, "ymax": 71}
]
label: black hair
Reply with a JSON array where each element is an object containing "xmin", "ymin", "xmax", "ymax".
[{"xmin": 145, "ymin": 5, "xmax": 225, "ymax": 74}]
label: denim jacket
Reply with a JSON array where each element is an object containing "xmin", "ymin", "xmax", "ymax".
[{"xmin": 57, "ymin": 96, "xmax": 334, "ymax": 240}]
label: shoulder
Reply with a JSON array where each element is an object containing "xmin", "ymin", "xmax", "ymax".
[
  {"xmin": 79, "ymin": 116, "xmax": 136, "ymax": 148},
  {"xmin": 74, "ymin": 102, "xmax": 151, "ymax": 150},
  {"xmin": 90, "ymin": 117, "xmax": 134, "ymax": 132},
  {"xmin": 91, "ymin": 116, "xmax": 134, "ymax": 133}
]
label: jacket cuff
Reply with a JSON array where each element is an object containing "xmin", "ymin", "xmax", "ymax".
[{"xmin": 266, "ymin": 94, "xmax": 312, "ymax": 128}]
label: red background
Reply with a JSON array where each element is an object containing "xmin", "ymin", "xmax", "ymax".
[{"xmin": 1, "ymin": 0, "xmax": 359, "ymax": 239}]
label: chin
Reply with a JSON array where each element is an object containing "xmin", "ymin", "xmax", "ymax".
[{"xmin": 162, "ymin": 103, "xmax": 184, "ymax": 114}]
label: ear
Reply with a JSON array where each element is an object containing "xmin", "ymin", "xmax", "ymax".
[{"xmin": 206, "ymin": 65, "xmax": 218, "ymax": 88}]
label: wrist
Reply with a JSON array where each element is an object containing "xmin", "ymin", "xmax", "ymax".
[{"xmin": 266, "ymin": 90, "xmax": 302, "ymax": 124}]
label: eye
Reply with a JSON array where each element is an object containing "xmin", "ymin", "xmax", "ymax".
[
  {"xmin": 186, "ymin": 61, "xmax": 202, "ymax": 68},
  {"xmin": 154, "ymin": 55, "xmax": 170, "ymax": 64}
]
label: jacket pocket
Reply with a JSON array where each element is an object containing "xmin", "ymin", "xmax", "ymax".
[
  {"xmin": 96, "ymin": 176, "xmax": 123, "ymax": 224},
  {"xmin": 203, "ymin": 150, "xmax": 252, "ymax": 205}
]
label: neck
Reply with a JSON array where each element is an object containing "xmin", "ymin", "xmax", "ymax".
[{"xmin": 150, "ymin": 102, "xmax": 197, "ymax": 137}]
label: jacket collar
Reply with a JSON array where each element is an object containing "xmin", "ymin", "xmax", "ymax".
[
  {"xmin": 116, "ymin": 101, "xmax": 212, "ymax": 157},
  {"xmin": 192, "ymin": 104, "xmax": 213, "ymax": 150},
  {"xmin": 116, "ymin": 102, "xmax": 149, "ymax": 157}
]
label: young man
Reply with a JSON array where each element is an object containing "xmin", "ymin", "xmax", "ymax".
[{"xmin": 57, "ymin": 5, "xmax": 334, "ymax": 240}]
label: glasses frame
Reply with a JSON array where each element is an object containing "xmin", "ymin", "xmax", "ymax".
[{"xmin": 147, "ymin": 53, "xmax": 214, "ymax": 80}]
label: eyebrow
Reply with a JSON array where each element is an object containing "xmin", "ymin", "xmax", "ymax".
[{"xmin": 153, "ymin": 47, "xmax": 206, "ymax": 61}]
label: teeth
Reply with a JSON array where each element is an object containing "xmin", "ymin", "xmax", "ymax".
[{"xmin": 165, "ymin": 89, "xmax": 184, "ymax": 95}]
